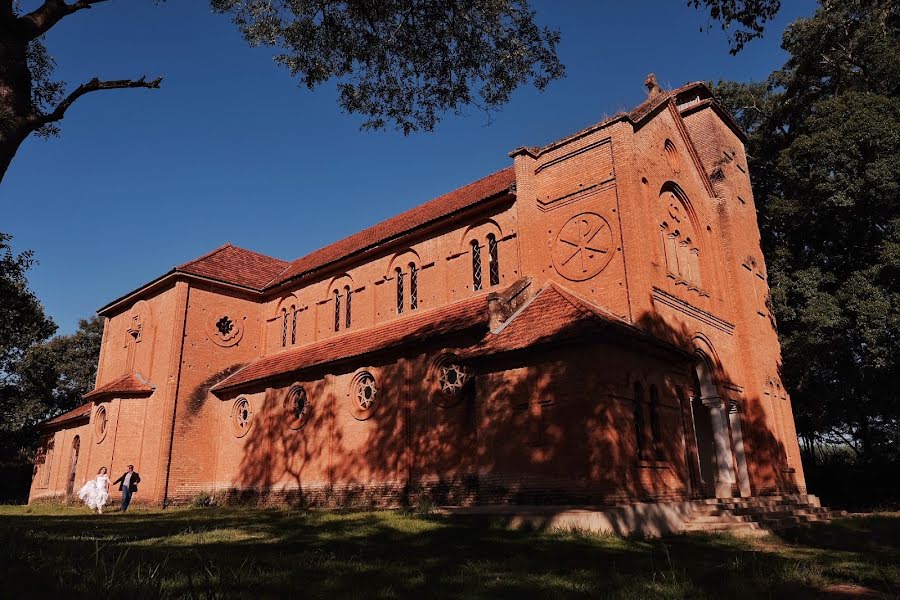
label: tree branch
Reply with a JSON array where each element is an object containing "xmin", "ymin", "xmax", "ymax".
[
  {"xmin": 31, "ymin": 76, "xmax": 162, "ymax": 129},
  {"xmin": 18, "ymin": 0, "xmax": 109, "ymax": 40}
]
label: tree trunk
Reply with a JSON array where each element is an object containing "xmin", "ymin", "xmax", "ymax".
[{"xmin": 0, "ymin": 30, "xmax": 36, "ymax": 185}]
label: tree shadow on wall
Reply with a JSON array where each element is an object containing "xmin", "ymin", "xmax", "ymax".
[{"xmin": 221, "ymin": 302, "xmax": 797, "ymax": 526}]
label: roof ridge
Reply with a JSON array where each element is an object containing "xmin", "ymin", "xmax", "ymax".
[
  {"xmin": 265, "ymin": 166, "xmax": 515, "ymax": 289},
  {"xmin": 176, "ymin": 243, "xmax": 234, "ymax": 270},
  {"xmin": 212, "ymin": 292, "xmax": 490, "ymax": 393},
  {"xmin": 512, "ymin": 82, "xmax": 710, "ymax": 160},
  {"xmin": 546, "ymin": 282, "xmax": 628, "ymax": 324}
]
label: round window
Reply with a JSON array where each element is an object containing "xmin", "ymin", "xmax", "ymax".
[
  {"xmin": 94, "ymin": 405, "xmax": 108, "ymax": 443},
  {"xmin": 432, "ymin": 354, "xmax": 471, "ymax": 407},
  {"xmin": 231, "ymin": 397, "xmax": 253, "ymax": 437},
  {"xmin": 287, "ymin": 385, "xmax": 310, "ymax": 430},
  {"xmin": 350, "ymin": 371, "xmax": 378, "ymax": 420}
]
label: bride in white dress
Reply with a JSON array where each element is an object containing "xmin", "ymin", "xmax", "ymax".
[{"xmin": 77, "ymin": 467, "xmax": 110, "ymax": 513}]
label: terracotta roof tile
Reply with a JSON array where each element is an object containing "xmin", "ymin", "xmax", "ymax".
[
  {"xmin": 467, "ymin": 283, "xmax": 687, "ymax": 358},
  {"xmin": 268, "ymin": 167, "xmax": 516, "ymax": 287},
  {"xmin": 177, "ymin": 244, "xmax": 290, "ymax": 291},
  {"xmin": 212, "ymin": 294, "xmax": 491, "ymax": 393},
  {"xmin": 83, "ymin": 372, "xmax": 155, "ymax": 401},
  {"xmin": 40, "ymin": 403, "xmax": 92, "ymax": 429}
]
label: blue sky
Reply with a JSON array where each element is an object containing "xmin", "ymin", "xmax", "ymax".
[{"xmin": 3, "ymin": 0, "xmax": 817, "ymax": 335}]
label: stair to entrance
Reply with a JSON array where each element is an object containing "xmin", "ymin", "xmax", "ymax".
[{"xmin": 682, "ymin": 494, "xmax": 848, "ymax": 535}]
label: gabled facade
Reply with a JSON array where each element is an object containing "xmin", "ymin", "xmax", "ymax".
[{"xmin": 30, "ymin": 79, "xmax": 804, "ymax": 507}]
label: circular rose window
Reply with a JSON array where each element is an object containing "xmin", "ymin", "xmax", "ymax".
[
  {"xmin": 94, "ymin": 405, "xmax": 108, "ymax": 443},
  {"xmin": 287, "ymin": 385, "xmax": 310, "ymax": 430},
  {"xmin": 231, "ymin": 397, "xmax": 253, "ymax": 437},
  {"xmin": 350, "ymin": 371, "xmax": 378, "ymax": 420},
  {"xmin": 432, "ymin": 354, "xmax": 471, "ymax": 407}
]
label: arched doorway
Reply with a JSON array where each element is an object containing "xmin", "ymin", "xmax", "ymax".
[
  {"xmin": 689, "ymin": 354, "xmax": 737, "ymax": 498},
  {"xmin": 65, "ymin": 435, "xmax": 80, "ymax": 497}
]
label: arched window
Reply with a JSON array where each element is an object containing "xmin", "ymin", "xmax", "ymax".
[
  {"xmin": 487, "ymin": 233, "xmax": 500, "ymax": 287},
  {"xmin": 471, "ymin": 240, "xmax": 483, "ymax": 291},
  {"xmin": 649, "ymin": 384, "xmax": 662, "ymax": 458},
  {"xmin": 396, "ymin": 267, "xmax": 404, "ymax": 314},
  {"xmin": 290, "ymin": 305, "xmax": 297, "ymax": 345},
  {"xmin": 281, "ymin": 308, "xmax": 288, "ymax": 347},
  {"xmin": 344, "ymin": 285, "xmax": 352, "ymax": 329},
  {"xmin": 660, "ymin": 189, "xmax": 702, "ymax": 290},
  {"xmin": 409, "ymin": 263, "xmax": 418, "ymax": 310},
  {"xmin": 333, "ymin": 289, "xmax": 341, "ymax": 332},
  {"xmin": 633, "ymin": 381, "xmax": 646, "ymax": 459}
]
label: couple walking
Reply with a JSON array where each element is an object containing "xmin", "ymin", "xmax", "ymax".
[{"xmin": 76, "ymin": 465, "xmax": 141, "ymax": 513}]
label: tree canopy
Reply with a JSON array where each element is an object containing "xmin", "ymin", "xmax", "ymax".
[
  {"xmin": 0, "ymin": 0, "xmax": 784, "ymax": 184},
  {"xmin": 714, "ymin": 0, "xmax": 900, "ymax": 462}
]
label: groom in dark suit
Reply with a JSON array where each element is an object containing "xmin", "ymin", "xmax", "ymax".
[{"xmin": 112, "ymin": 465, "xmax": 141, "ymax": 512}]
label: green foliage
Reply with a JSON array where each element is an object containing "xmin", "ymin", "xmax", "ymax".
[
  {"xmin": 688, "ymin": 0, "xmax": 782, "ymax": 53},
  {"xmin": 14, "ymin": 315, "xmax": 103, "ymax": 431},
  {"xmin": 0, "ymin": 234, "xmax": 101, "ymax": 464},
  {"xmin": 0, "ymin": 233, "xmax": 56, "ymax": 384},
  {"xmin": 211, "ymin": 0, "xmax": 565, "ymax": 134},
  {"xmin": 714, "ymin": 0, "xmax": 900, "ymax": 461}
]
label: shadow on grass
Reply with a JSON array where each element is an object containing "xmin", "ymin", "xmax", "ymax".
[{"xmin": 0, "ymin": 507, "xmax": 897, "ymax": 599}]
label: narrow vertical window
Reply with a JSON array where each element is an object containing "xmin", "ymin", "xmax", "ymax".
[
  {"xmin": 664, "ymin": 232, "xmax": 679, "ymax": 275},
  {"xmin": 471, "ymin": 240, "xmax": 482, "ymax": 291},
  {"xmin": 649, "ymin": 384, "xmax": 662, "ymax": 458},
  {"xmin": 689, "ymin": 249, "xmax": 702, "ymax": 288},
  {"xmin": 290, "ymin": 306, "xmax": 297, "ymax": 345},
  {"xmin": 396, "ymin": 267, "xmax": 405, "ymax": 314},
  {"xmin": 633, "ymin": 382, "xmax": 646, "ymax": 459},
  {"xmin": 487, "ymin": 234, "xmax": 500, "ymax": 286},
  {"xmin": 409, "ymin": 263, "xmax": 418, "ymax": 310},
  {"xmin": 676, "ymin": 240, "xmax": 690, "ymax": 280},
  {"xmin": 345, "ymin": 286, "xmax": 352, "ymax": 329},
  {"xmin": 333, "ymin": 290, "xmax": 341, "ymax": 332},
  {"xmin": 281, "ymin": 309, "xmax": 288, "ymax": 347}
]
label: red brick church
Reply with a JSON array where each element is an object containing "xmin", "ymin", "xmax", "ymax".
[{"xmin": 30, "ymin": 79, "xmax": 806, "ymax": 513}]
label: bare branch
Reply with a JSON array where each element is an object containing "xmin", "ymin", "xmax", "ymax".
[
  {"xmin": 31, "ymin": 76, "xmax": 162, "ymax": 129},
  {"xmin": 18, "ymin": 0, "xmax": 109, "ymax": 39}
]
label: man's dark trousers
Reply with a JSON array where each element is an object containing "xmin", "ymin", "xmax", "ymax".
[{"xmin": 121, "ymin": 486, "xmax": 134, "ymax": 512}]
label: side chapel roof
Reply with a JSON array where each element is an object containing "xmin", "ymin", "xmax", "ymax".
[{"xmin": 82, "ymin": 372, "xmax": 156, "ymax": 401}]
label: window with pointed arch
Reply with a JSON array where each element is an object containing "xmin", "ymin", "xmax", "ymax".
[
  {"xmin": 290, "ymin": 305, "xmax": 298, "ymax": 345},
  {"xmin": 659, "ymin": 188, "xmax": 702, "ymax": 290},
  {"xmin": 281, "ymin": 308, "xmax": 288, "ymax": 347}
]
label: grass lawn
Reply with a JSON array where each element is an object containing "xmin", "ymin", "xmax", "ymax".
[{"xmin": 0, "ymin": 504, "xmax": 898, "ymax": 599}]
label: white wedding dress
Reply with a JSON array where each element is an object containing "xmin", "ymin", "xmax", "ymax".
[{"xmin": 77, "ymin": 474, "xmax": 110, "ymax": 510}]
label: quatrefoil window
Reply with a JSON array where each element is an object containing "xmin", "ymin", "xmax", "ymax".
[{"xmin": 215, "ymin": 316, "xmax": 234, "ymax": 337}]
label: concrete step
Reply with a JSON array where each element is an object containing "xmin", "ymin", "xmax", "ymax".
[
  {"xmin": 681, "ymin": 495, "xmax": 845, "ymax": 535},
  {"xmin": 690, "ymin": 513, "xmax": 758, "ymax": 524},
  {"xmin": 683, "ymin": 520, "xmax": 763, "ymax": 532}
]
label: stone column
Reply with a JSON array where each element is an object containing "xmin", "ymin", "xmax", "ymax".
[
  {"xmin": 703, "ymin": 397, "xmax": 736, "ymax": 498},
  {"xmin": 728, "ymin": 402, "xmax": 752, "ymax": 497}
]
